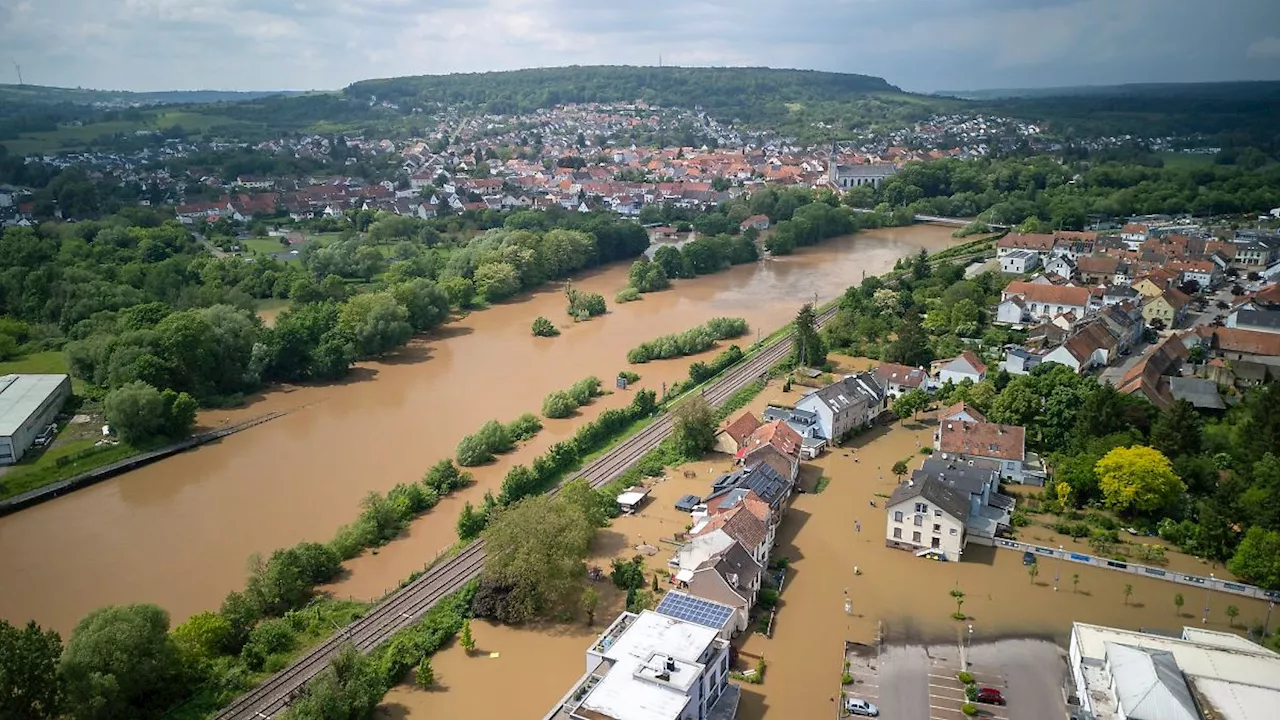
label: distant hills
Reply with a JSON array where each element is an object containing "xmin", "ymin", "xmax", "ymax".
[
  {"xmin": 0, "ymin": 84, "xmax": 305, "ymax": 107},
  {"xmin": 938, "ymin": 80, "xmax": 1280, "ymax": 101}
]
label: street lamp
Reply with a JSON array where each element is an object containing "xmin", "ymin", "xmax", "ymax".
[{"xmin": 1055, "ymin": 545, "xmax": 1062, "ymax": 592}]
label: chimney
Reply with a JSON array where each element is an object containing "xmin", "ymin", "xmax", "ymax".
[{"xmin": 665, "ymin": 656, "xmax": 677, "ymax": 672}]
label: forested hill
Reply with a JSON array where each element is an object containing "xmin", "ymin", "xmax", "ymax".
[
  {"xmin": 0, "ymin": 84, "xmax": 302, "ymax": 107},
  {"xmin": 344, "ymin": 65, "xmax": 901, "ymax": 118}
]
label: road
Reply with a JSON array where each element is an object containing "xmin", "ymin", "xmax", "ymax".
[{"xmin": 214, "ymin": 307, "xmax": 835, "ymax": 719}]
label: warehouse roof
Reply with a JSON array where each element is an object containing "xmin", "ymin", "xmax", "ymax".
[{"xmin": 0, "ymin": 374, "xmax": 69, "ymax": 437}]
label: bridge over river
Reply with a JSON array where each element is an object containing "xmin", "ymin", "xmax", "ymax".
[{"xmin": 849, "ymin": 207, "xmax": 1009, "ymax": 230}]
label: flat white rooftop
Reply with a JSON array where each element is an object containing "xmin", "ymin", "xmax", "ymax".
[
  {"xmin": 0, "ymin": 374, "xmax": 68, "ymax": 437},
  {"xmin": 1073, "ymin": 623, "xmax": 1280, "ymax": 720},
  {"xmin": 579, "ymin": 610, "xmax": 719, "ymax": 720}
]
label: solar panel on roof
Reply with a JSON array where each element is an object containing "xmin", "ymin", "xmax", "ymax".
[{"xmin": 656, "ymin": 591, "xmax": 735, "ymax": 630}]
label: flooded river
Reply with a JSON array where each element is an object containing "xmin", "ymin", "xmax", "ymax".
[
  {"xmin": 0, "ymin": 225, "xmax": 960, "ymax": 634},
  {"xmin": 374, "ymin": 362, "xmax": 1274, "ymax": 720}
]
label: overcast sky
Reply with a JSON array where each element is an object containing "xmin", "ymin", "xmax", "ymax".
[{"xmin": 3, "ymin": 0, "xmax": 1279, "ymax": 93}]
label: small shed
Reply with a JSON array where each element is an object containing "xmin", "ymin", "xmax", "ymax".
[
  {"xmin": 615, "ymin": 486, "xmax": 651, "ymax": 514},
  {"xmin": 675, "ymin": 494, "xmax": 701, "ymax": 512}
]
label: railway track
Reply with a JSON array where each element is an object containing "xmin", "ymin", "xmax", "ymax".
[{"xmin": 215, "ymin": 305, "xmax": 837, "ymax": 719}]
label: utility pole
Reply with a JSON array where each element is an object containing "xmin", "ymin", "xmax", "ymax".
[{"xmin": 12, "ymin": 61, "xmax": 22, "ymax": 86}]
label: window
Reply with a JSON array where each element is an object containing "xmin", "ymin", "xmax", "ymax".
[
  {"xmin": 914, "ymin": 503, "xmax": 927, "ymax": 513},
  {"xmin": 950, "ymin": 528, "xmax": 959, "ymax": 536},
  {"xmin": 934, "ymin": 509, "xmax": 941, "ymax": 517},
  {"xmin": 893, "ymin": 527, "xmax": 902, "ymax": 539},
  {"xmin": 914, "ymin": 515, "xmax": 923, "ymax": 527},
  {"xmin": 912, "ymin": 531, "xmax": 922, "ymax": 543},
  {"xmin": 894, "ymin": 511, "xmax": 903, "ymax": 522},
  {"xmin": 933, "ymin": 524, "xmax": 941, "ymax": 533}
]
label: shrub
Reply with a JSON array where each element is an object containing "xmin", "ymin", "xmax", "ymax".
[
  {"xmin": 618, "ymin": 370, "xmax": 640, "ymax": 383},
  {"xmin": 455, "ymin": 433, "xmax": 494, "ymax": 466},
  {"xmin": 957, "ymin": 671, "xmax": 974, "ymax": 684},
  {"xmin": 531, "ymin": 316, "xmax": 559, "ymax": 337},
  {"xmin": 626, "ymin": 318, "xmax": 748, "ymax": 363},
  {"xmin": 568, "ymin": 376, "xmax": 602, "ymax": 405},
  {"xmin": 842, "ymin": 672, "xmax": 854, "ymax": 685},
  {"xmin": 962, "ymin": 702, "xmax": 978, "ymax": 717},
  {"xmin": 566, "ymin": 287, "xmax": 606, "ymax": 321},
  {"xmin": 615, "ymin": 287, "xmax": 641, "ymax": 303},
  {"xmin": 505, "ymin": 413, "xmax": 542, "ymax": 442},
  {"xmin": 965, "ymin": 683, "xmax": 978, "ymax": 701},
  {"xmin": 542, "ymin": 391, "xmax": 577, "ymax": 419}
]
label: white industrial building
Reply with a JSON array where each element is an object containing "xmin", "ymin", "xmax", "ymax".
[
  {"xmin": 1069, "ymin": 622, "xmax": 1280, "ymax": 720},
  {"xmin": 0, "ymin": 374, "xmax": 71, "ymax": 465}
]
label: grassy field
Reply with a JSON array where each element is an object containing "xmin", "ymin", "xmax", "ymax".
[
  {"xmin": 1158, "ymin": 151, "xmax": 1218, "ymax": 170},
  {"xmin": 0, "ymin": 350, "xmax": 84, "ymax": 392},
  {"xmin": 0, "ymin": 438, "xmax": 145, "ymax": 501},
  {"xmin": 243, "ymin": 236, "xmax": 289, "ymax": 255},
  {"xmin": 1, "ymin": 109, "xmax": 253, "ymax": 155}
]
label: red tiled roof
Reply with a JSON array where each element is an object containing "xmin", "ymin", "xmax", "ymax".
[
  {"xmin": 938, "ymin": 420, "xmax": 1025, "ymax": 462},
  {"xmin": 997, "ymin": 233, "xmax": 1055, "ymax": 251},
  {"xmin": 874, "ymin": 363, "xmax": 927, "ymax": 389},
  {"xmin": 719, "ymin": 412, "xmax": 762, "ymax": 446},
  {"xmin": 1003, "ymin": 281, "xmax": 1091, "ymax": 308},
  {"xmin": 740, "ymin": 420, "xmax": 802, "ymax": 460},
  {"xmin": 940, "ymin": 402, "xmax": 987, "ymax": 423}
]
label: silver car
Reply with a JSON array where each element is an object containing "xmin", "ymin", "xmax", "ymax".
[{"xmin": 846, "ymin": 697, "xmax": 880, "ymax": 717}]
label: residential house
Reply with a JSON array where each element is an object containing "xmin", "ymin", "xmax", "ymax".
[
  {"xmin": 885, "ymin": 475, "xmax": 970, "ymax": 560},
  {"xmin": 1044, "ymin": 255, "xmax": 1077, "ymax": 280},
  {"xmin": 936, "ymin": 419, "xmax": 1028, "ymax": 483},
  {"xmin": 1167, "ymin": 259, "xmax": 1218, "ymax": 290},
  {"xmin": 995, "ymin": 296, "xmax": 1029, "ymax": 325},
  {"xmin": 690, "ymin": 503, "xmax": 770, "ymax": 567},
  {"xmin": 1142, "ymin": 288, "xmax": 1191, "ymax": 328},
  {"xmin": 541, "ymin": 610, "xmax": 738, "ymax": 720},
  {"xmin": 1233, "ymin": 234, "xmax": 1280, "ymax": 268},
  {"xmin": 712, "ymin": 412, "xmax": 760, "ymax": 456},
  {"xmin": 739, "ymin": 214, "xmax": 770, "ymax": 232},
  {"xmin": 703, "ymin": 489, "xmax": 777, "ymax": 565},
  {"xmin": 1000, "ymin": 345, "xmax": 1047, "ymax": 375},
  {"xmin": 1227, "ymin": 308, "xmax": 1280, "ymax": 335},
  {"xmin": 736, "ymin": 421, "xmax": 802, "ymax": 483},
  {"xmin": 873, "ymin": 363, "xmax": 928, "ymax": 398},
  {"xmin": 1096, "ymin": 302, "xmax": 1144, "ymax": 354},
  {"xmin": 678, "ymin": 542, "xmax": 763, "ymax": 637},
  {"xmin": 654, "ymin": 591, "xmax": 739, "ymax": 642},
  {"xmin": 1120, "ymin": 222, "xmax": 1150, "ymax": 250},
  {"xmin": 936, "ymin": 350, "xmax": 987, "ymax": 386},
  {"xmin": 1167, "ymin": 377, "xmax": 1226, "ymax": 412},
  {"xmin": 1000, "ymin": 249, "xmax": 1039, "ymax": 275},
  {"xmin": 1051, "ymin": 230, "xmax": 1098, "ymax": 260},
  {"xmin": 1076, "ymin": 255, "xmax": 1121, "ymax": 286},
  {"xmin": 939, "ymin": 402, "xmax": 986, "ymax": 424},
  {"xmin": 1100, "ymin": 284, "xmax": 1141, "ymax": 308},
  {"xmin": 793, "ymin": 373, "xmax": 885, "ymax": 441},
  {"xmin": 1043, "ymin": 321, "xmax": 1118, "ymax": 373},
  {"xmin": 703, "ymin": 461, "xmax": 793, "ymax": 518},
  {"xmin": 909, "ymin": 455, "xmax": 1016, "ymax": 547},
  {"xmin": 1114, "ymin": 335, "xmax": 1189, "ymax": 409},
  {"xmin": 235, "ymin": 175, "xmax": 274, "ymax": 190},
  {"xmin": 1133, "ymin": 269, "xmax": 1177, "ymax": 298},
  {"xmin": 999, "ymin": 280, "xmax": 1092, "ymax": 324},
  {"xmin": 1194, "ymin": 327, "xmax": 1280, "ymax": 367},
  {"xmin": 996, "ymin": 233, "xmax": 1055, "ymax": 261},
  {"xmin": 759, "ymin": 405, "xmax": 825, "ymax": 458}
]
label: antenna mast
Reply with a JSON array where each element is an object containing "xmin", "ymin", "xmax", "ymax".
[{"xmin": 12, "ymin": 61, "xmax": 22, "ymax": 86}]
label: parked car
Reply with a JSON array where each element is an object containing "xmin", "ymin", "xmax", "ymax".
[
  {"xmin": 976, "ymin": 687, "xmax": 1006, "ymax": 705},
  {"xmin": 1022, "ymin": 551, "xmax": 1036, "ymax": 566},
  {"xmin": 846, "ymin": 698, "xmax": 880, "ymax": 716}
]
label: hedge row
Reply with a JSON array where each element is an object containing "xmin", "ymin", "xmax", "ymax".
[{"xmin": 626, "ymin": 317, "xmax": 748, "ymax": 363}]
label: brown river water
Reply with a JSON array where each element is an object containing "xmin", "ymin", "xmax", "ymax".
[
  {"xmin": 376, "ymin": 362, "xmax": 1273, "ymax": 720},
  {"xmin": 0, "ymin": 225, "xmax": 960, "ymax": 635}
]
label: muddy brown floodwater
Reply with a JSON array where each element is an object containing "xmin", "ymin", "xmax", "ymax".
[
  {"xmin": 374, "ymin": 358, "xmax": 1274, "ymax": 720},
  {"xmin": 0, "ymin": 225, "xmax": 960, "ymax": 635}
]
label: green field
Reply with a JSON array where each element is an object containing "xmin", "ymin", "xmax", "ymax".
[
  {"xmin": 1, "ymin": 109, "xmax": 253, "ymax": 155},
  {"xmin": 0, "ymin": 438, "xmax": 145, "ymax": 501},
  {"xmin": 243, "ymin": 236, "xmax": 289, "ymax": 255},
  {"xmin": 0, "ymin": 350, "xmax": 83, "ymax": 392},
  {"xmin": 1158, "ymin": 151, "xmax": 1218, "ymax": 170}
]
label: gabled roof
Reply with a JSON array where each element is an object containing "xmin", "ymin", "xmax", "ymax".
[
  {"xmin": 1003, "ymin": 281, "xmax": 1092, "ymax": 308},
  {"xmin": 939, "ymin": 402, "xmax": 986, "ymax": 423},
  {"xmin": 1233, "ymin": 309, "xmax": 1280, "ymax": 331},
  {"xmin": 807, "ymin": 373, "xmax": 884, "ymax": 413},
  {"xmin": 706, "ymin": 461, "xmax": 791, "ymax": 509},
  {"xmin": 1105, "ymin": 643, "xmax": 1198, "ymax": 720},
  {"xmin": 1204, "ymin": 327, "xmax": 1280, "ymax": 357},
  {"xmin": 693, "ymin": 504, "xmax": 768, "ymax": 553},
  {"xmin": 1077, "ymin": 254, "xmax": 1120, "ymax": 275},
  {"xmin": 739, "ymin": 420, "xmax": 802, "ymax": 461},
  {"xmin": 1167, "ymin": 377, "xmax": 1225, "ymax": 411},
  {"xmin": 914, "ymin": 456, "xmax": 1001, "ymax": 497},
  {"xmin": 874, "ymin": 362, "xmax": 927, "ymax": 389},
  {"xmin": 707, "ymin": 489, "xmax": 771, "ymax": 525},
  {"xmin": 887, "ymin": 476, "xmax": 971, "ymax": 521},
  {"xmin": 998, "ymin": 233, "xmax": 1055, "ymax": 251},
  {"xmin": 938, "ymin": 420, "xmax": 1025, "ymax": 462},
  {"xmin": 1157, "ymin": 288, "xmax": 1192, "ymax": 310},
  {"xmin": 718, "ymin": 412, "xmax": 761, "ymax": 446},
  {"xmin": 941, "ymin": 350, "xmax": 987, "ymax": 377},
  {"xmin": 1061, "ymin": 321, "xmax": 1118, "ymax": 363}
]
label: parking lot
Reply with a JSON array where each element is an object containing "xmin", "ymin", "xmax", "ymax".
[{"xmin": 842, "ymin": 639, "xmax": 1067, "ymax": 719}]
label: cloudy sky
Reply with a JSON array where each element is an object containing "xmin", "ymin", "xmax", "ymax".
[{"xmin": 2, "ymin": 0, "xmax": 1279, "ymax": 93}]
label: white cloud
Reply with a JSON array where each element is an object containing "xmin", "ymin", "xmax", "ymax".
[
  {"xmin": 0, "ymin": 0, "xmax": 1277, "ymax": 91},
  {"xmin": 1248, "ymin": 36, "xmax": 1280, "ymax": 59}
]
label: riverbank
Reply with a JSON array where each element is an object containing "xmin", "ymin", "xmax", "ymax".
[{"xmin": 0, "ymin": 224, "xmax": 962, "ymax": 636}]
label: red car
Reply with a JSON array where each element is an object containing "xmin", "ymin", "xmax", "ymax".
[{"xmin": 976, "ymin": 688, "xmax": 1006, "ymax": 706}]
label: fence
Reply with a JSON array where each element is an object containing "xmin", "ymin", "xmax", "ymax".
[{"xmin": 994, "ymin": 538, "xmax": 1280, "ymax": 603}]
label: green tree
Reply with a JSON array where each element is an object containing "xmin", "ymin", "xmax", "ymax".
[
  {"xmin": 104, "ymin": 381, "xmax": 167, "ymax": 444},
  {"xmin": 541, "ymin": 391, "xmax": 577, "ymax": 419},
  {"xmin": 892, "ymin": 388, "xmax": 928, "ymax": 423},
  {"xmin": 456, "ymin": 501, "xmax": 487, "ymax": 541},
  {"xmin": 1072, "ymin": 574, "xmax": 1080, "ymax": 594},
  {"xmin": 1028, "ymin": 562, "xmax": 1040, "ymax": 585},
  {"xmin": 671, "ymin": 396, "xmax": 717, "ymax": 459},
  {"xmin": 337, "ymin": 291, "xmax": 413, "ymax": 357},
  {"xmin": 0, "ymin": 619, "xmax": 62, "ymax": 719},
  {"xmin": 558, "ymin": 478, "xmax": 614, "ymax": 529},
  {"xmin": 437, "ymin": 275, "xmax": 476, "ymax": 308},
  {"xmin": 1226, "ymin": 605, "xmax": 1240, "ymax": 627},
  {"xmin": 885, "ymin": 311, "xmax": 932, "ymax": 367},
  {"xmin": 1174, "ymin": 592, "xmax": 1185, "ymax": 616},
  {"xmin": 473, "ymin": 261, "xmax": 522, "ymax": 301},
  {"xmin": 1123, "ymin": 584, "xmax": 1133, "ymax": 606},
  {"xmin": 459, "ymin": 619, "xmax": 475, "ymax": 653},
  {"xmin": 479, "ymin": 494, "xmax": 593, "ymax": 622},
  {"xmin": 170, "ymin": 611, "xmax": 232, "ymax": 662},
  {"xmin": 1150, "ymin": 400, "xmax": 1203, "ymax": 459},
  {"xmin": 531, "ymin": 316, "xmax": 559, "ymax": 337},
  {"xmin": 415, "ymin": 657, "xmax": 435, "ymax": 688},
  {"xmin": 1095, "ymin": 446, "xmax": 1185, "ymax": 515},
  {"xmin": 391, "ymin": 278, "xmax": 451, "ymax": 332},
  {"xmin": 279, "ymin": 643, "xmax": 386, "ymax": 720},
  {"xmin": 61, "ymin": 604, "xmax": 184, "ymax": 720},
  {"xmin": 891, "ymin": 459, "xmax": 909, "ymax": 480},
  {"xmin": 1228, "ymin": 527, "xmax": 1280, "ymax": 589},
  {"xmin": 581, "ymin": 586, "xmax": 600, "ymax": 626},
  {"xmin": 792, "ymin": 303, "xmax": 825, "ymax": 367}
]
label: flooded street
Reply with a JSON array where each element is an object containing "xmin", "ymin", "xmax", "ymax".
[
  {"xmin": 375, "ymin": 359, "xmax": 1274, "ymax": 720},
  {"xmin": 0, "ymin": 225, "xmax": 959, "ymax": 634}
]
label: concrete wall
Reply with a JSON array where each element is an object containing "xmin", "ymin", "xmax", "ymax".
[{"xmin": 1, "ymin": 375, "xmax": 71, "ymax": 465}]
